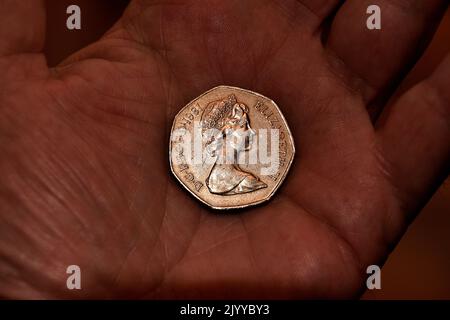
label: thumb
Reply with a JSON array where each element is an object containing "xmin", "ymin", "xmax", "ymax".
[{"xmin": 0, "ymin": 0, "xmax": 46, "ymax": 56}]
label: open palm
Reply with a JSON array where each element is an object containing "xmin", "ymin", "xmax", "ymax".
[{"xmin": 0, "ymin": 0, "xmax": 448, "ymax": 299}]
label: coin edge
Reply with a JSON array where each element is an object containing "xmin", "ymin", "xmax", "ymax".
[{"xmin": 169, "ymin": 85, "xmax": 296, "ymax": 210}]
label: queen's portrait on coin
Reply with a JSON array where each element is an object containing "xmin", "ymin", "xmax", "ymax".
[{"xmin": 202, "ymin": 94, "xmax": 268, "ymax": 195}]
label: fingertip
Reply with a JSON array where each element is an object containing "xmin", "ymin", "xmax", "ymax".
[{"xmin": 0, "ymin": 0, "xmax": 46, "ymax": 56}]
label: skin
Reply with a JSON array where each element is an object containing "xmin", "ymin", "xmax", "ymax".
[{"xmin": 0, "ymin": 0, "xmax": 448, "ymax": 299}]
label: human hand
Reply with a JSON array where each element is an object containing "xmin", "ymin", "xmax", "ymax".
[{"xmin": 0, "ymin": 0, "xmax": 448, "ymax": 298}]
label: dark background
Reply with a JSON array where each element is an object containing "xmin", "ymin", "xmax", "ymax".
[{"xmin": 44, "ymin": 0, "xmax": 450, "ymax": 299}]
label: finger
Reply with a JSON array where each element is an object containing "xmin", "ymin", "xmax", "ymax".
[
  {"xmin": 376, "ymin": 54, "xmax": 450, "ymax": 216},
  {"xmin": 107, "ymin": 0, "xmax": 344, "ymax": 46},
  {"xmin": 258, "ymin": 0, "xmax": 345, "ymax": 33},
  {"xmin": 0, "ymin": 0, "xmax": 46, "ymax": 56},
  {"xmin": 288, "ymin": 0, "xmax": 344, "ymax": 27},
  {"xmin": 327, "ymin": 0, "xmax": 448, "ymax": 117}
]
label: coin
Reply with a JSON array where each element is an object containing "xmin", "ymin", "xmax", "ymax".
[{"xmin": 169, "ymin": 86, "xmax": 295, "ymax": 210}]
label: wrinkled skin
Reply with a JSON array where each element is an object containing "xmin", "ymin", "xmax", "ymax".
[{"xmin": 0, "ymin": 0, "xmax": 449, "ymax": 299}]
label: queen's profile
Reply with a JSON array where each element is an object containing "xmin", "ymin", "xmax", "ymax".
[{"xmin": 201, "ymin": 94, "xmax": 267, "ymax": 195}]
